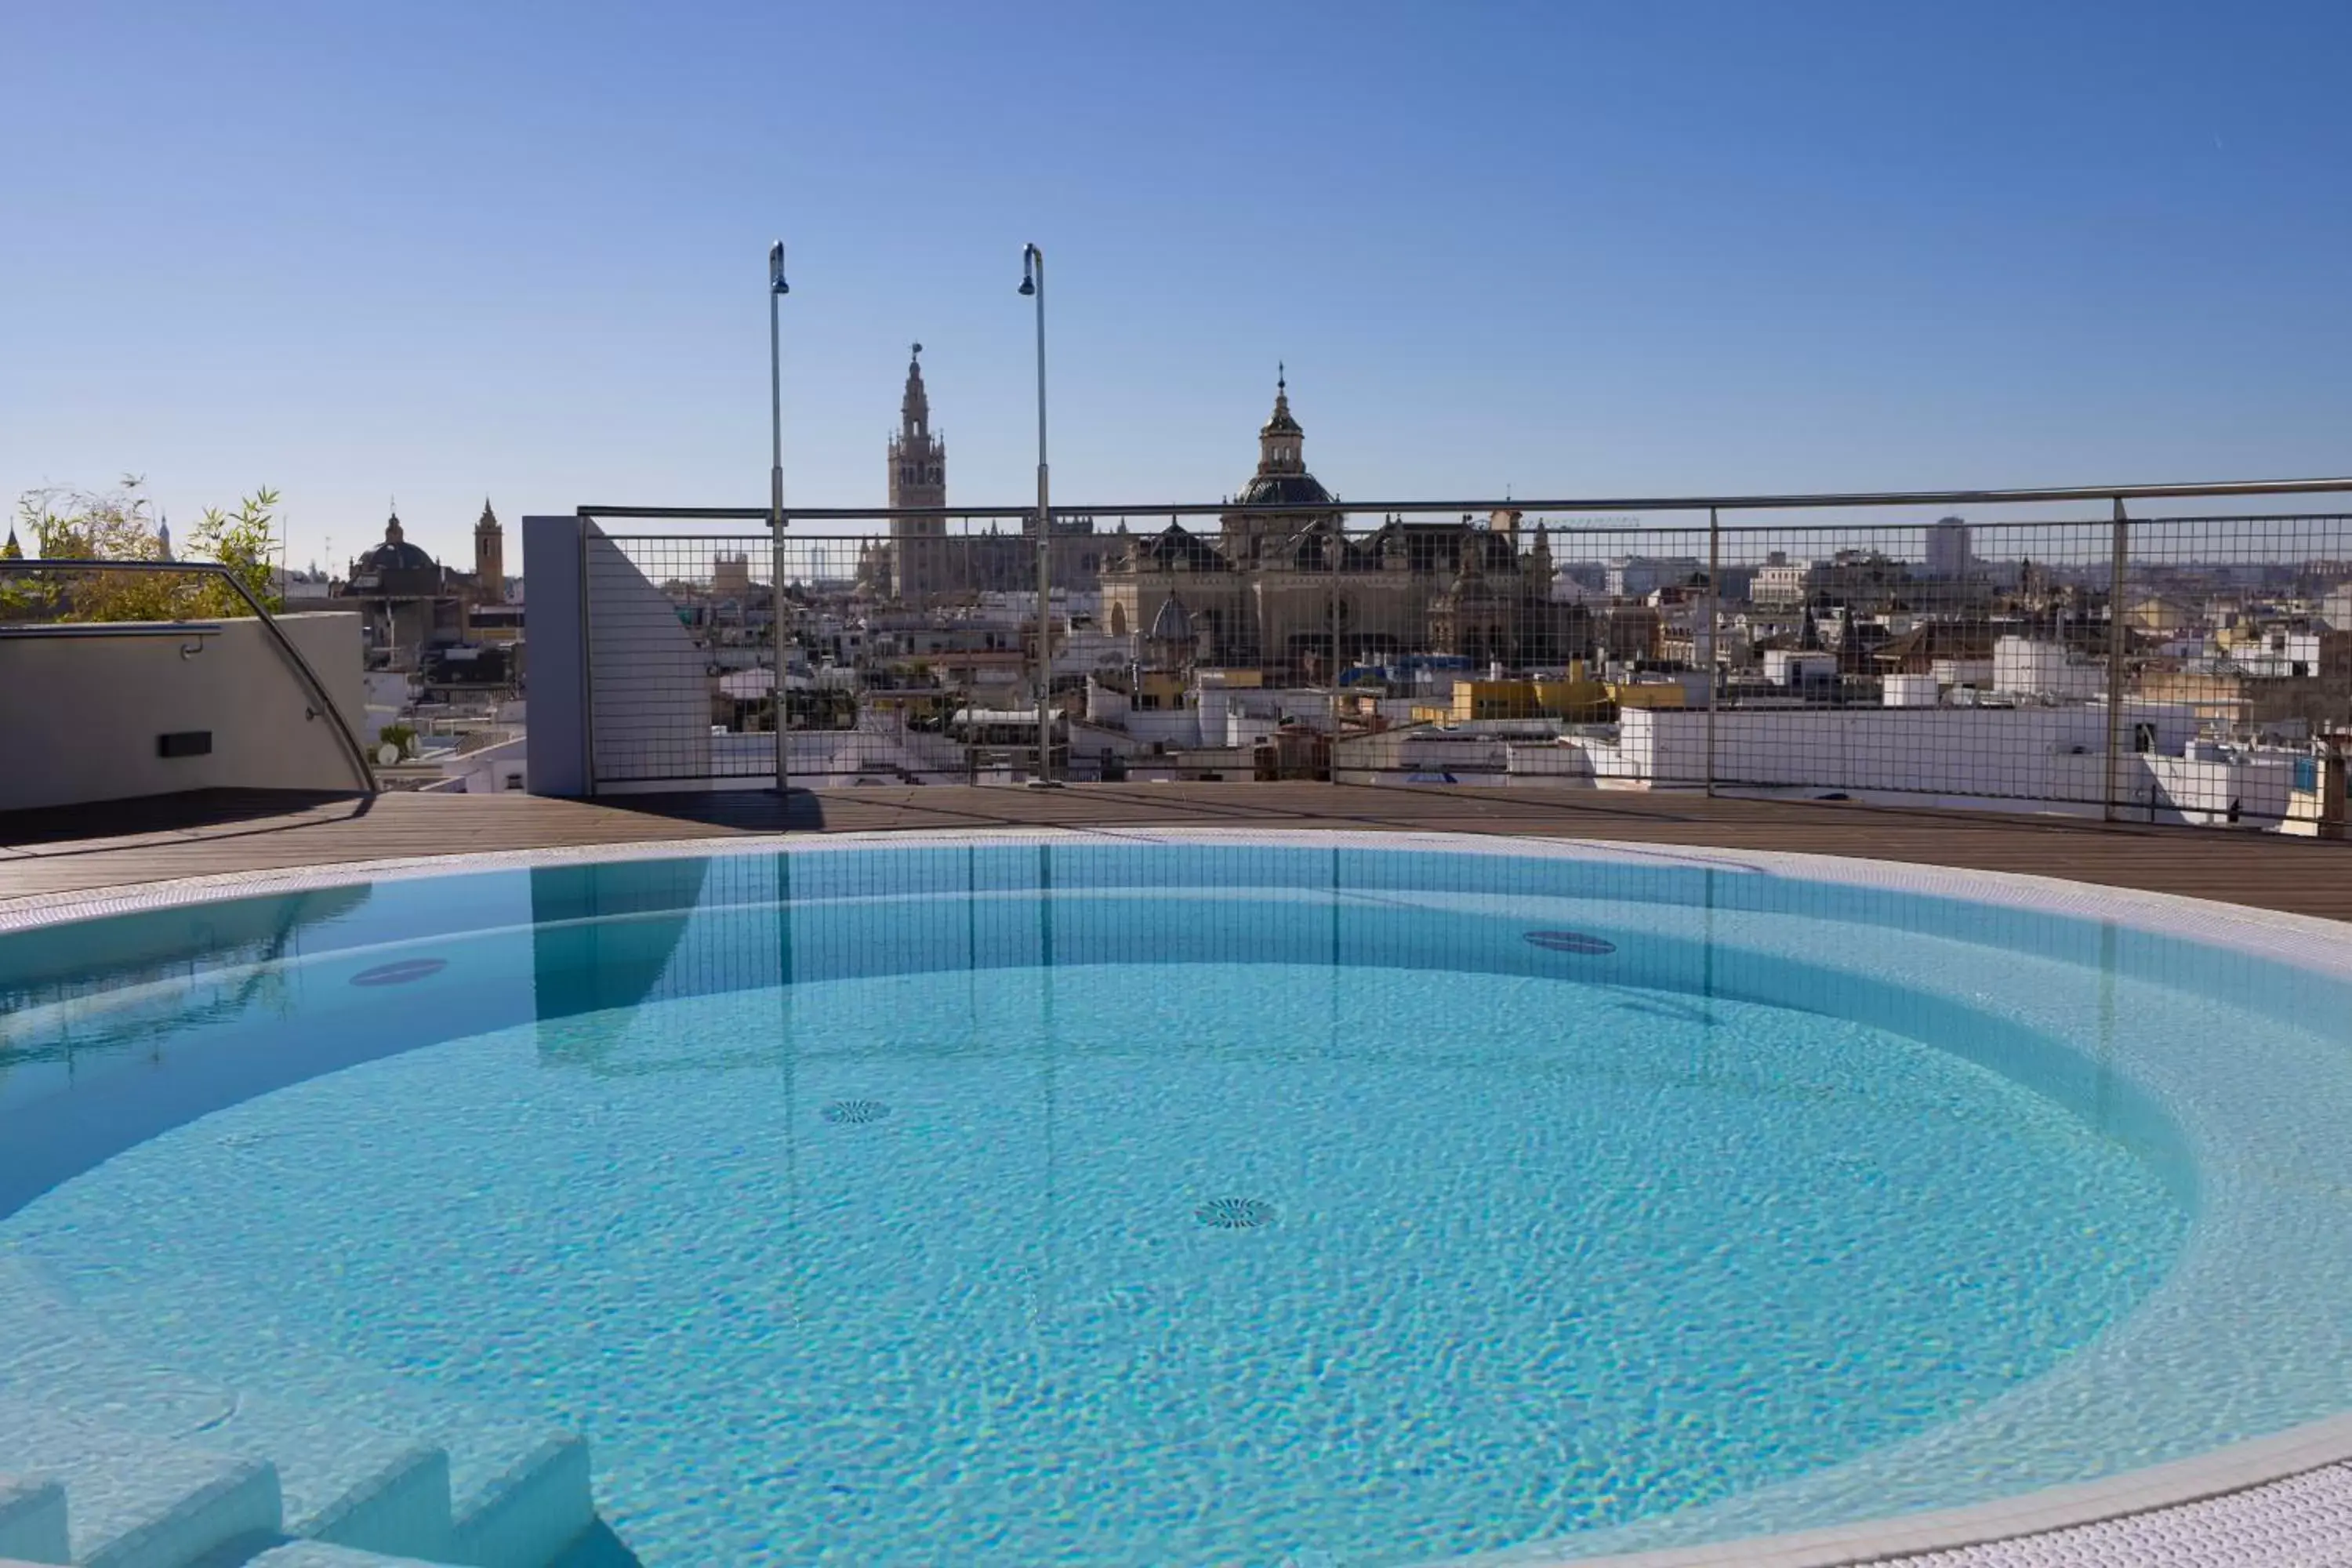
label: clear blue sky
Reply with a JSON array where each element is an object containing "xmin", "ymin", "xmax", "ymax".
[{"xmin": 5, "ymin": 1, "xmax": 2348, "ymax": 572}]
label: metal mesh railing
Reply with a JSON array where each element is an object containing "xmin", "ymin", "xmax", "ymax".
[{"xmin": 563, "ymin": 498, "xmax": 2352, "ymax": 837}]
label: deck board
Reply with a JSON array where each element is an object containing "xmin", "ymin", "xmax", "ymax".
[{"xmin": 2, "ymin": 785, "xmax": 2349, "ymax": 921}]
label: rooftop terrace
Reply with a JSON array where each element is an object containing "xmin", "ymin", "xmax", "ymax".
[{"xmin": 3, "ymin": 783, "xmax": 2347, "ymax": 920}]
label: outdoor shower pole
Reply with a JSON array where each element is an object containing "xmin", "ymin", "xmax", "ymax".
[
  {"xmin": 1020, "ymin": 243, "xmax": 1059, "ymax": 786},
  {"xmin": 768, "ymin": 240, "xmax": 791, "ymax": 798},
  {"xmin": 1705, "ymin": 506, "xmax": 1721, "ymax": 797}
]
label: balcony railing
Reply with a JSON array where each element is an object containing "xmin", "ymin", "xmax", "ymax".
[{"xmin": 530, "ymin": 481, "xmax": 2352, "ymax": 837}]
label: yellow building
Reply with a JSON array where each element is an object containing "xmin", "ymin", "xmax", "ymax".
[
  {"xmin": 1417, "ymin": 668, "xmax": 1617, "ymax": 724},
  {"xmin": 1609, "ymin": 681, "xmax": 1687, "ymax": 710}
]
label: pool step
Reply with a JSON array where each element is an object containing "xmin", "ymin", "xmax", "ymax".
[
  {"xmin": 0, "ymin": 1261, "xmax": 448, "ymax": 1560},
  {"xmin": 0, "ymin": 1261, "xmax": 593, "ymax": 1566},
  {"xmin": 180, "ymin": 1341, "xmax": 593, "ymax": 1568},
  {"xmin": 0, "ymin": 1473, "xmax": 70, "ymax": 1563},
  {"xmin": 245, "ymin": 1544, "xmax": 468, "ymax": 1567},
  {"xmin": 0, "ymin": 1395, "xmax": 279, "ymax": 1568},
  {"xmin": 443, "ymin": 1439, "xmax": 591, "ymax": 1568}
]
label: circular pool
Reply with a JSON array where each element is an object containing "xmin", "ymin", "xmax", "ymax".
[{"xmin": 3, "ymin": 833, "xmax": 2350, "ymax": 1567}]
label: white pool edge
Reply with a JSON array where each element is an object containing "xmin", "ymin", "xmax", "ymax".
[{"xmin": 7, "ymin": 824, "xmax": 2352, "ymax": 1568}]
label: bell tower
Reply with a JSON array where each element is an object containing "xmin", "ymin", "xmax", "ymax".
[
  {"xmin": 888, "ymin": 343, "xmax": 947, "ymax": 599},
  {"xmin": 473, "ymin": 498, "xmax": 505, "ymax": 602},
  {"xmin": 1257, "ymin": 364, "xmax": 1305, "ymax": 477}
]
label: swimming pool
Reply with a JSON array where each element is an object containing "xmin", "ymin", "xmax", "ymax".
[{"xmin": 3, "ymin": 831, "xmax": 2351, "ymax": 1568}]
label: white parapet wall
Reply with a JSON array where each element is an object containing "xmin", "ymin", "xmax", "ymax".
[
  {"xmin": 1594, "ymin": 702, "xmax": 2203, "ymax": 804},
  {"xmin": 0, "ymin": 612, "xmax": 366, "ymax": 814}
]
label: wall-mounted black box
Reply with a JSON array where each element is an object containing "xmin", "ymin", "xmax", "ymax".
[{"xmin": 158, "ymin": 731, "xmax": 214, "ymax": 758}]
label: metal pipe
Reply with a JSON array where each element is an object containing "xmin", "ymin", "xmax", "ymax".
[
  {"xmin": 768, "ymin": 240, "xmax": 791, "ymax": 800},
  {"xmin": 578, "ymin": 474, "xmax": 2352, "ymax": 524}
]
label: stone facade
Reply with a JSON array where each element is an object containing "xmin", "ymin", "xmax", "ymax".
[
  {"xmin": 1101, "ymin": 378, "xmax": 1584, "ymax": 673},
  {"xmin": 337, "ymin": 505, "xmax": 507, "ymax": 667}
]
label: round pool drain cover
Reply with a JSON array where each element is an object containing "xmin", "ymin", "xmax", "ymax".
[
  {"xmin": 1196, "ymin": 1196, "xmax": 1277, "ymax": 1229},
  {"xmin": 350, "ymin": 958, "xmax": 448, "ymax": 987},
  {"xmin": 822, "ymin": 1099, "xmax": 892, "ymax": 1125},
  {"xmin": 1524, "ymin": 930, "xmax": 1616, "ymax": 955}
]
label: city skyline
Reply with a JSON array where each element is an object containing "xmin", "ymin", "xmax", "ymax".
[{"xmin": 6, "ymin": 2, "xmax": 2350, "ymax": 570}]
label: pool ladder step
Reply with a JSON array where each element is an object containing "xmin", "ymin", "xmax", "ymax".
[
  {"xmin": 0, "ymin": 1473, "xmax": 70, "ymax": 1563},
  {"xmin": 0, "ymin": 1449, "xmax": 593, "ymax": 1567},
  {"xmin": 0, "ymin": 1261, "xmax": 598, "ymax": 1566},
  {"xmin": 0, "ymin": 1399, "xmax": 279, "ymax": 1567}
]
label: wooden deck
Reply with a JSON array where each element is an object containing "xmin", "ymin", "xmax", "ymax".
[{"xmin": 4, "ymin": 785, "xmax": 2350, "ymax": 921}]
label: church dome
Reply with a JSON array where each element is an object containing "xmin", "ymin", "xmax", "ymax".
[
  {"xmin": 359, "ymin": 538, "xmax": 437, "ymax": 573},
  {"xmin": 355, "ymin": 512, "xmax": 438, "ymax": 575},
  {"xmin": 1232, "ymin": 369, "xmax": 1335, "ymax": 516},
  {"xmin": 1233, "ymin": 471, "xmax": 1335, "ymax": 509}
]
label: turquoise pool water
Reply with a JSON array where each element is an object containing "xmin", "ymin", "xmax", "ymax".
[{"xmin": 3, "ymin": 839, "xmax": 2350, "ymax": 1566}]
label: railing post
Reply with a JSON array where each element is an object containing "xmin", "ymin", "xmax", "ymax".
[
  {"xmin": 579, "ymin": 517, "xmax": 599, "ymax": 797},
  {"xmin": 2103, "ymin": 497, "xmax": 2129, "ymax": 822},
  {"xmin": 1704, "ymin": 506, "xmax": 1721, "ymax": 797},
  {"xmin": 1328, "ymin": 535, "xmax": 1340, "ymax": 780}
]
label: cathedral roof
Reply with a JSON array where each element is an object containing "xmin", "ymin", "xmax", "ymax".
[{"xmin": 1134, "ymin": 522, "xmax": 1229, "ymax": 572}]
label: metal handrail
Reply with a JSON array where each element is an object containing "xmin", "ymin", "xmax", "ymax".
[
  {"xmin": 0, "ymin": 558, "xmax": 379, "ymax": 797},
  {"xmin": 580, "ymin": 474, "xmax": 2352, "ymax": 524},
  {"xmin": 0, "ymin": 621, "xmax": 224, "ymax": 640}
]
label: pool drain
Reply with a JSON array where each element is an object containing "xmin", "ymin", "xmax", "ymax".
[
  {"xmin": 350, "ymin": 958, "xmax": 448, "ymax": 986},
  {"xmin": 1196, "ymin": 1196, "xmax": 1277, "ymax": 1229},
  {"xmin": 822, "ymin": 1099, "xmax": 892, "ymax": 1125},
  {"xmin": 1523, "ymin": 930, "xmax": 1616, "ymax": 955}
]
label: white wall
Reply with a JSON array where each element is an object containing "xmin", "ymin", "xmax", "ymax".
[
  {"xmin": 1993, "ymin": 637, "xmax": 2106, "ymax": 700},
  {"xmin": 0, "ymin": 612, "xmax": 368, "ymax": 813},
  {"xmin": 1594, "ymin": 702, "xmax": 2200, "ymax": 804},
  {"xmin": 2143, "ymin": 753, "xmax": 2297, "ymax": 826}
]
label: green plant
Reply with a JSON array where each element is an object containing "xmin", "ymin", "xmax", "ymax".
[
  {"xmin": 187, "ymin": 487, "xmax": 284, "ymax": 615},
  {"xmin": 377, "ymin": 724, "xmax": 417, "ymax": 759},
  {"xmin": 8, "ymin": 477, "xmax": 281, "ymax": 621},
  {"xmin": 13, "ymin": 477, "xmax": 180, "ymax": 621}
]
